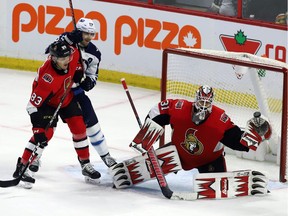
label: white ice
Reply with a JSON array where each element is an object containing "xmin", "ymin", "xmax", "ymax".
[{"xmin": 0, "ymin": 69, "xmax": 287, "ymax": 216}]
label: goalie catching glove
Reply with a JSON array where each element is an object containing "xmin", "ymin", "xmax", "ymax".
[{"xmin": 240, "ymin": 112, "xmax": 272, "ymax": 151}]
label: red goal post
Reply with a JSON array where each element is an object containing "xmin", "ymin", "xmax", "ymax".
[{"xmin": 160, "ymin": 48, "xmax": 288, "ymax": 182}]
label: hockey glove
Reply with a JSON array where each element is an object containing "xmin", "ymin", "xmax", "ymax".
[
  {"xmin": 240, "ymin": 112, "xmax": 272, "ymax": 151},
  {"xmin": 33, "ymin": 128, "xmax": 48, "ymax": 157},
  {"xmin": 73, "ymin": 68, "xmax": 84, "ymax": 83},
  {"xmin": 33, "ymin": 128, "xmax": 48, "ymax": 147},
  {"xmin": 247, "ymin": 112, "xmax": 272, "ymax": 140},
  {"xmin": 80, "ymin": 76, "xmax": 96, "ymax": 91},
  {"xmin": 63, "ymin": 30, "xmax": 83, "ymax": 45}
]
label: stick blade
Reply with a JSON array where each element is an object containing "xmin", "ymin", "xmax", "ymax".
[{"xmin": 0, "ymin": 177, "xmax": 21, "ymax": 188}]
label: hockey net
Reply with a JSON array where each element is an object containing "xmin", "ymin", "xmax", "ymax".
[{"xmin": 161, "ymin": 48, "xmax": 288, "ymax": 182}]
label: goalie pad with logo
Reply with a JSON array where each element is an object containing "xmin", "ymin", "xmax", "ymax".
[
  {"xmin": 110, "ymin": 145, "xmax": 182, "ymax": 189},
  {"xmin": 193, "ymin": 169, "xmax": 269, "ymax": 199}
]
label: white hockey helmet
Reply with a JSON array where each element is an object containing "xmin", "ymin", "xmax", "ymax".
[
  {"xmin": 76, "ymin": 18, "xmax": 96, "ymax": 34},
  {"xmin": 192, "ymin": 85, "xmax": 214, "ymax": 124}
]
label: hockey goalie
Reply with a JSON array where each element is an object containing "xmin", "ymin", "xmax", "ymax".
[{"xmin": 111, "ymin": 85, "xmax": 272, "ymax": 199}]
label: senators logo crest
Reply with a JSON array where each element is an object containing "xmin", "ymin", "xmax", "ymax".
[
  {"xmin": 64, "ymin": 76, "xmax": 72, "ymax": 90},
  {"xmin": 180, "ymin": 128, "xmax": 204, "ymax": 155}
]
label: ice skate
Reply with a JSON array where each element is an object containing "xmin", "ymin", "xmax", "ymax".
[
  {"xmin": 80, "ymin": 159, "xmax": 101, "ymax": 184},
  {"xmin": 101, "ymin": 153, "xmax": 117, "ymax": 168},
  {"xmin": 13, "ymin": 157, "xmax": 35, "ymax": 189}
]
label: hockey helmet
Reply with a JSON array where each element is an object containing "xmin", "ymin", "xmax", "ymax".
[
  {"xmin": 192, "ymin": 85, "xmax": 214, "ymax": 125},
  {"xmin": 49, "ymin": 40, "xmax": 72, "ymax": 58},
  {"xmin": 76, "ymin": 18, "xmax": 96, "ymax": 34},
  {"xmin": 49, "ymin": 41, "xmax": 73, "ymax": 72}
]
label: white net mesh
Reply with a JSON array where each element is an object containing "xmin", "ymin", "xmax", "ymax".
[{"xmin": 162, "ymin": 48, "xmax": 288, "ymax": 182}]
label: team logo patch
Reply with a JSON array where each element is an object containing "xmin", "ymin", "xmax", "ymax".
[
  {"xmin": 175, "ymin": 100, "xmax": 184, "ymax": 109},
  {"xmin": 64, "ymin": 76, "xmax": 72, "ymax": 90},
  {"xmin": 220, "ymin": 112, "xmax": 229, "ymax": 123},
  {"xmin": 180, "ymin": 128, "xmax": 204, "ymax": 155},
  {"xmin": 42, "ymin": 73, "xmax": 53, "ymax": 83}
]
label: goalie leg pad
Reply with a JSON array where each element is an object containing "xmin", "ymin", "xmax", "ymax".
[
  {"xmin": 193, "ymin": 170, "xmax": 269, "ymax": 199},
  {"xmin": 110, "ymin": 145, "xmax": 182, "ymax": 188}
]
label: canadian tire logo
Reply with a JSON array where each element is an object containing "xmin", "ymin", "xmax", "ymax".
[{"xmin": 220, "ymin": 30, "xmax": 262, "ymax": 54}]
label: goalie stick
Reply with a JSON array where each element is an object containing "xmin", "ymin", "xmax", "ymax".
[{"xmin": 120, "ymin": 78, "xmax": 269, "ymax": 200}]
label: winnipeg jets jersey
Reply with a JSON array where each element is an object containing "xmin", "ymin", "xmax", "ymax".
[{"xmin": 78, "ymin": 42, "xmax": 101, "ymax": 82}]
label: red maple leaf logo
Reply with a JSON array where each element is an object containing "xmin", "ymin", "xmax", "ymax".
[{"xmin": 220, "ymin": 30, "xmax": 262, "ymax": 54}]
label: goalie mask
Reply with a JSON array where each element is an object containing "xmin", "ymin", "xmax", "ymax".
[{"xmin": 192, "ymin": 85, "xmax": 214, "ymax": 125}]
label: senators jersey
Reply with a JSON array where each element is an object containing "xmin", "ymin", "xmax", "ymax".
[
  {"xmin": 148, "ymin": 99, "xmax": 249, "ymax": 170},
  {"xmin": 26, "ymin": 47, "xmax": 80, "ymax": 114}
]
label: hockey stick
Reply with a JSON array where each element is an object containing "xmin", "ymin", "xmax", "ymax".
[
  {"xmin": 68, "ymin": 0, "xmax": 77, "ymax": 29},
  {"xmin": 0, "ymin": 1, "xmax": 80, "ymax": 188},
  {"xmin": 120, "ymin": 78, "xmax": 198, "ymax": 200},
  {"xmin": 0, "ymin": 86, "xmax": 69, "ymax": 188},
  {"xmin": 68, "ymin": 0, "xmax": 86, "ymax": 72}
]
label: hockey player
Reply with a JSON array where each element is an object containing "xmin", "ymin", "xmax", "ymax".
[
  {"xmin": 111, "ymin": 85, "xmax": 272, "ymax": 196},
  {"xmin": 29, "ymin": 18, "xmax": 116, "ymax": 173},
  {"xmin": 13, "ymin": 40, "xmax": 101, "ymax": 188},
  {"xmin": 146, "ymin": 85, "xmax": 271, "ymax": 172}
]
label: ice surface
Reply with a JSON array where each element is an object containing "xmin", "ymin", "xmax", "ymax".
[{"xmin": 0, "ymin": 69, "xmax": 287, "ymax": 216}]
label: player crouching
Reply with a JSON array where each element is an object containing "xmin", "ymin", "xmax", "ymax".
[{"xmin": 110, "ymin": 85, "xmax": 272, "ymax": 199}]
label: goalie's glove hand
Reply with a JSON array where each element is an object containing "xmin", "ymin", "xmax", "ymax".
[
  {"xmin": 80, "ymin": 76, "xmax": 96, "ymax": 91},
  {"xmin": 240, "ymin": 112, "xmax": 272, "ymax": 151},
  {"xmin": 247, "ymin": 112, "xmax": 272, "ymax": 140},
  {"xmin": 63, "ymin": 30, "xmax": 83, "ymax": 45}
]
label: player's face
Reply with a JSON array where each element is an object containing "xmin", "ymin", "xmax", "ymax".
[
  {"xmin": 80, "ymin": 32, "xmax": 95, "ymax": 47},
  {"xmin": 195, "ymin": 99, "xmax": 212, "ymax": 111},
  {"xmin": 192, "ymin": 98, "xmax": 212, "ymax": 124},
  {"xmin": 55, "ymin": 55, "xmax": 73, "ymax": 70}
]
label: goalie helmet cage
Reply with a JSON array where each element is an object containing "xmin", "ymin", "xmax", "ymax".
[{"xmin": 160, "ymin": 48, "xmax": 288, "ymax": 182}]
